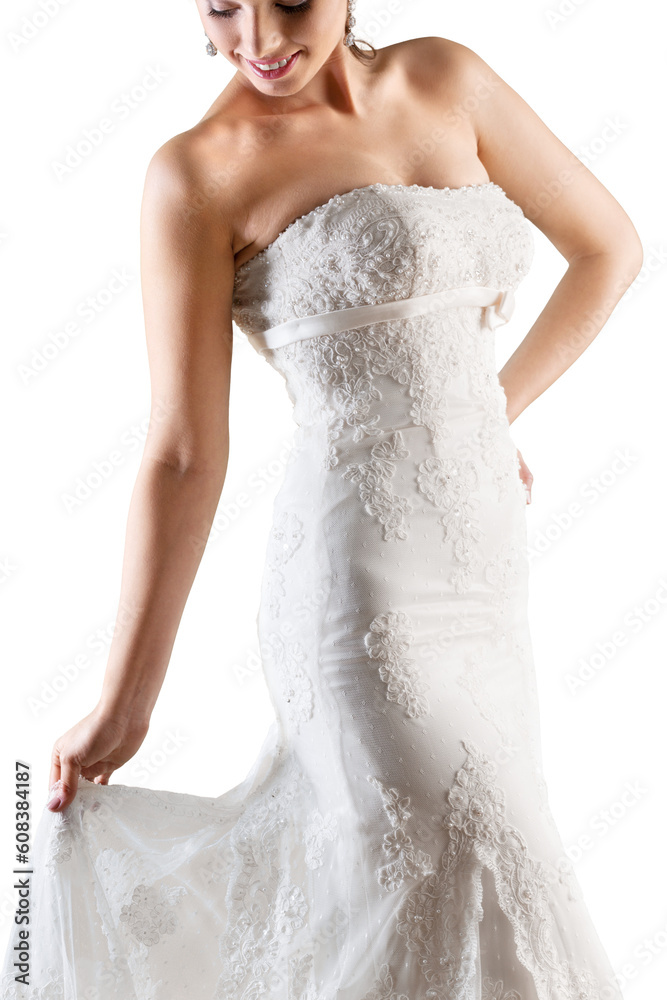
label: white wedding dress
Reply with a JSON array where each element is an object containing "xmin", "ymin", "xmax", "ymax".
[{"xmin": 2, "ymin": 182, "xmax": 625, "ymax": 1000}]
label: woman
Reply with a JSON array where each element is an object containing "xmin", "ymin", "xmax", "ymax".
[{"xmin": 2, "ymin": 1, "xmax": 641, "ymax": 997}]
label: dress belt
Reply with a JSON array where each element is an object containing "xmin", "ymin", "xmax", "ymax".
[{"xmin": 246, "ymin": 285, "xmax": 515, "ymax": 353}]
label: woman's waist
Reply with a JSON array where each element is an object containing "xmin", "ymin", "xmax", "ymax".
[
  {"xmin": 289, "ymin": 375, "xmax": 509, "ymax": 440},
  {"xmin": 247, "ymin": 285, "xmax": 516, "ymax": 354},
  {"xmin": 276, "ymin": 406, "xmax": 517, "ymax": 499}
]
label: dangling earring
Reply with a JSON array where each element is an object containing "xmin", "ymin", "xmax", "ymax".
[
  {"xmin": 344, "ymin": 0, "xmax": 357, "ymax": 47},
  {"xmin": 205, "ymin": 33, "xmax": 217, "ymax": 57}
]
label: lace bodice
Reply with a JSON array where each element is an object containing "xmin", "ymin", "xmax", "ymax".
[{"xmin": 231, "ymin": 182, "xmax": 534, "ymax": 341}]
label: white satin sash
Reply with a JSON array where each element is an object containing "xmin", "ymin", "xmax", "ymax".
[{"xmin": 246, "ymin": 285, "xmax": 515, "ymax": 354}]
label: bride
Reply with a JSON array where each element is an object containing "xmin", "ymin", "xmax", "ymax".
[
  {"xmin": 46, "ymin": 3, "xmax": 641, "ymax": 811},
  {"xmin": 5, "ymin": 2, "xmax": 642, "ymax": 998}
]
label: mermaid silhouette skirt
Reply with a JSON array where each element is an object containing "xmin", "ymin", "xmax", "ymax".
[{"xmin": 1, "ymin": 183, "xmax": 625, "ymax": 1000}]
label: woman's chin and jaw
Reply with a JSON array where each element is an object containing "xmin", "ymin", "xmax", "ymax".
[
  {"xmin": 230, "ymin": 44, "xmax": 356, "ymax": 104},
  {"xmin": 196, "ymin": 0, "xmax": 350, "ymax": 99}
]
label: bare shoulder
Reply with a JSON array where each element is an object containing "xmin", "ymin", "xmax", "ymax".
[
  {"xmin": 376, "ymin": 35, "xmax": 501, "ymax": 122},
  {"xmin": 146, "ymin": 113, "xmax": 292, "ymax": 261},
  {"xmin": 383, "ymin": 35, "xmax": 480, "ymax": 87},
  {"xmin": 395, "ymin": 38, "xmax": 642, "ymax": 267},
  {"xmin": 143, "ymin": 126, "xmax": 238, "ymax": 232}
]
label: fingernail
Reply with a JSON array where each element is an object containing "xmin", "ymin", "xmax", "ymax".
[
  {"xmin": 46, "ymin": 797, "xmax": 63, "ymax": 811},
  {"xmin": 47, "ymin": 780, "xmax": 63, "ymax": 809}
]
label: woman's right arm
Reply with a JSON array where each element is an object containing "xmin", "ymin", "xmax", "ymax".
[{"xmin": 47, "ymin": 135, "xmax": 239, "ymax": 809}]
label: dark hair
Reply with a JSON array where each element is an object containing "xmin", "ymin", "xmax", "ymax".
[
  {"xmin": 347, "ymin": 37, "xmax": 377, "ymax": 61},
  {"xmin": 345, "ymin": 10, "xmax": 377, "ymax": 62}
]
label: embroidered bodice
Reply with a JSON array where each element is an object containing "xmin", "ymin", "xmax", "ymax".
[
  {"xmin": 231, "ymin": 183, "xmax": 534, "ymax": 473},
  {"xmin": 232, "ymin": 181, "xmax": 534, "ymax": 349}
]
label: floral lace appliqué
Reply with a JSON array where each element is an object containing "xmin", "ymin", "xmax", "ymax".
[
  {"xmin": 481, "ymin": 977, "xmax": 521, "ymax": 1000},
  {"xmin": 484, "ymin": 541, "xmax": 524, "ymax": 645},
  {"xmin": 343, "ymin": 431, "xmax": 414, "ymax": 540},
  {"xmin": 417, "ymin": 456, "xmax": 484, "ymax": 593},
  {"xmin": 477, "ymin": 410, "xmax": 522, "ymax": 503},
  {"xmin": 1, "ymin": 968, "xmax": 65, "ymax": 1000},
  {"xmin": 44, "ymin": 809, "xmax": 75, "ymax": 876},
  {"xmin": 119, "ymin": 882, "xmax": 185, "ymax": 947},
  {"xmin": 367, "ymin": 775, "xmax": 436, "ymax": 891},
  {"xmin": 215, "ymin": 757, "xmax": 311, "ymax": 998},
  {"xmin": 264, "ymin": 631, "xmax": 315, "ymax": 734},
  {"xmin": 360, "ymin": 962, "xmax": 409, "ymax": 1000},
  {"xmin": 364, "ymin": 609, "xmax": 430, "ymax": 718},
  {"xmin": 386, "ymin": 739, "xmax": 613, "ymax": 1000},
  {"xmin": 274, "ymin": 882, "xmax": 308, "ymax": 942},
  {"xmin": 303, "ymin": 809, "xmax": 338, "ymax": 869},
  {"xmin": 266, "ymin": 510, "xmax": 305, "ymax": 620}
]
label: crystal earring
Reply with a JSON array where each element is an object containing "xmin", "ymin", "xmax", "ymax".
[
  {"xmin": 344, "ymin": 1, "xmax": 357, "ymax": 47},
  {"xmin": 205, "ymin": 33, "xmax": 217, "ymax": 57}
]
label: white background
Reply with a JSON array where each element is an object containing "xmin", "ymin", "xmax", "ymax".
[{"xmin": 1, "ymin": 0, "xmax": 665, "ymax": 995}]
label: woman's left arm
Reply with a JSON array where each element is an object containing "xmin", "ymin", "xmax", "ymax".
[{"xmin": 451, "ymin": 41, "xmax": 644, "ymax": 424}]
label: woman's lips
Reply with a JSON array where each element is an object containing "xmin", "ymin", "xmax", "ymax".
[{"xmin": 245, "ymin": 51, "xmax": 301, "ymax": 79}]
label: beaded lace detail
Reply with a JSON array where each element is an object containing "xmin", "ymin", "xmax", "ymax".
[
  {"xmin": 364, "ymin": 609, "xmax": 431, "ymax": 719},
  {"xmin": 343, "ymin": 431, "xmax": 414, "ymax": 540},
  {"xmin": 362, "ymin": 740, "xmax": 615, "ymax": 1000},
  {"xmin": 232, "ymin": 183, "xmax": 532, "ymax": 335},
  {"xmin": 233, "ymin": 182, "xmax": 506, "ymax": 280}
]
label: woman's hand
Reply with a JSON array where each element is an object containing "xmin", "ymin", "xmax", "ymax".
[
  {"xmin": 516, "ymin": 448, "xmax": 533, "ymax": 504},
  {"xmin": 47, "ymin": 705, "xmax": 150, "ymax": 812}
]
